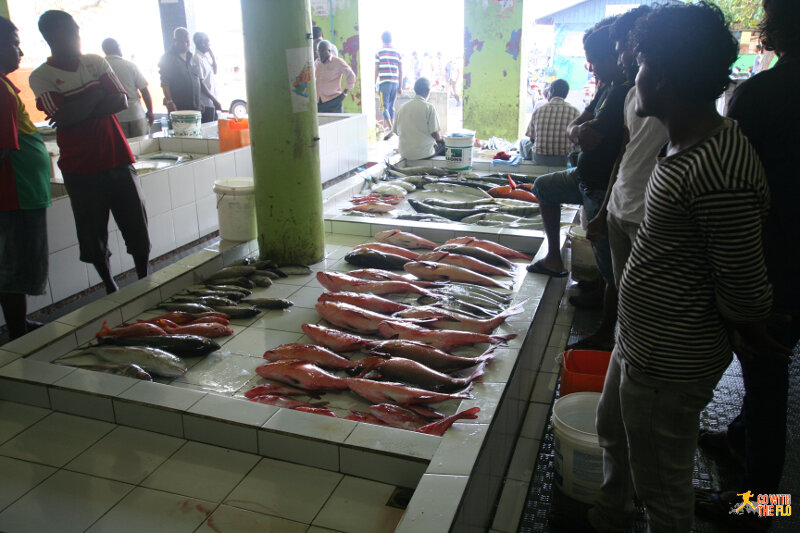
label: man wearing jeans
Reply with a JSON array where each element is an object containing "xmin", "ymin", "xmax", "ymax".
[
  {"xmin": 375, "ymin": 31, "xmax": 401, "ymax": 138},
  {"xmin": 586, "ymin": 4, "xmax": 785, "ymax": 532}
]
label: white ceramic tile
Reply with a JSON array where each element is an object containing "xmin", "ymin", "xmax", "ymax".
[
  {"xmin": 142, "ymin": 441, "xmax": 259, "ymax": 502},
  {"xmin": 187, "ymin": 393, "xmax": 275, "ymax": 427},
  {"xmin": 24, "ymin": 333, "xmax": 78, "ymax": 363},
  {"xmin": 0, "ymin": 378, "xmax": 49, "ymax": 408},
  {"xmin": 394, "ymin": 474, "xmax": 468, "ymax": 533},
  {"xmin": 250, "ymin": 307, "xmax": 320, "ymax": 333},
  {"xmin": 47, "ymin": 197, "xmax": 79, "ymax": 253},
  {"xmin": 339, "ymin": 447, "xmax": 427, "ymax": 489},
  {"xmin": 114, "ymin": 400, "xmax": 184, "ymax": 437},
  {"xmin": 0, "ymin": 456, "xmax": 55, "ymax": 512},
  {"xmin": 344, "ymin": 423, "xmax": 440, "ymax": 461},
  {"xmin": 193, "ymin": 158, "xmax": 217, "ymax": 199},
  {"xmin": 264, "ymin": 408, "xmax": 356, "ymax": 443},
  {"xmin": 172, "ymin": 204, "xmax": 200, "ymax": 247},
  {"xmin": 48, "ymin": 388, "xmax": 114, "ymax": 422},
  {"xmin": 287, "ymin": 285, "xmax": 326, "ymax": 309},
  {"xmin": 195, "ymin": 504, "xmax": 307, "ymax": 533},
  {"xmin": 118, "ymin": 287, "xmax": 162, "ymax": 322},
  {"xmin": 520, "ymin": 402, "xmax": 551, "ymax": 440},
  {"xmin": 139, "ymin": 171, "xmax": 173, "ymax": 217},
  {"xmin": 148, "ymin": 211, "xmax": 176, "ymax": 258},
  {"xmin": 428, "ymin": 423, "xmax": 488, "ymax": 476},
  {"xmin": 72, "ymin": 308, "xmax": 124, "ymax": 346},
  {"xmin": 196, "ymin": 194, "xmax": 218, "ymax": 236},
  {"xmin": 87, "ymin": 486, "xmax": 213, "ymax": 533},
  {"xmin": 490, "ymin": 479, "xmax": 529, "ymax": 532},
  {"xmin": 0, "ymin": 412, "xmax": 114, "ymax": 467},
  {"xmin": 0, "ymin": 401, "xmax": 50, "ymax": 445},
  {"xmin": 119, "ymin": 381, "xmax": 206, "ymax": 411},
  {"xmin": 66, "ymin": 426, "xmax": 184, "ymax": 484},
  {"xmin": 168, "ymin": 164, "xmax": 196, "ymax": 209},
  {"xmin": 0, "ymin": 321, "xmax": 77, "ymax": 356},
  {"xmin": 234, "ymin": 148, "xmax": 253, "ymax": 177},
  {"xmin": 214, "ymin": 151, "xmax": 237, "ymax": 178},
  {"xmin": 506, "ymin": 437, "xmax": 540, "ymax": 483},
  {"xmin": 26, "ymin": 279, "xmax": 53, "ymax": 313},
  {"xmin": 49, "ymin": 245, "xmax": 90, "ymax": 303},
  {"xmin": 173, "ymin": 352, "xmax": 260, "ymax": 395},
  {"xmin": 0, "ymin": 358, "xmax": 74, "ymax": 383},
  {"xmin": 158, "ymin": 137, "xmax": 183, "ymax": 152},
  {"xmin": 183, "ymin": 414, "xmax": 259, "ymax": 453},
  {"xmin": 180, "ymin": 138, "xmax": 208, "ymax": 154},
  {"xmin": 313, "ymin": 476, "xmax": 404, "ymax": 533},
  {"xmin": 456, "ymin": 382, "xmax": 505, "ymax": 425},
  {"xmin": 0, "ymin": 470, "xmax": 132, "ymax": 533},
  {"xmin": 257, "ymin": 428, "xmax": 340, "ymax": 471},
  {"xmin": 539, "ymin": 345, "xmax": 562, "ymax": 374},
  {"xmin": 224, "ymin": 458, "xmax": 341, "ymax": 523},
  {"xmin": 530, "ymin": 371, "xmax": 558, "ymax": 404},
  {"xmin": 0, "ymin": 349, "xmax": 18, "ymax": 367}
]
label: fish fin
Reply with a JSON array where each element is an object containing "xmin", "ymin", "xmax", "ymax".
[
  {"xmin": 95, "ymin": 321, "xmax": 112, "ymax": 338},
  {"xmin": 416, "ymin": 407, "xmax": 482, "ymax": 436},
  {"xmin": 451, "ymin": 362, "xmax": 486, "ymax": 381},
  {"xmin": 407, "ymin": 404, "xmax": 445, "ymax": 419},
  {"xmin": 489, "ymin": 333, "xmax": 517, "ymax": 344},
  {"xmin": 498, "ymin": 299, "xmax": 529, "ymax": 319},
  {"xmin": 507, "ymin": 174, "xmax": 517, "ymax": 189}
]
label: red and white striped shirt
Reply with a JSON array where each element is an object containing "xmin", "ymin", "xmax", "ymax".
[{"xmin": 29, "ymin": 54, "xmax": 134, "ymax": 174}]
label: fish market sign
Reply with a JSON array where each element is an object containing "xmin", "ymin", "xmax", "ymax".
[{"xmin": 286, "ymin": 47, "xmax": 313, "ymax": 113}]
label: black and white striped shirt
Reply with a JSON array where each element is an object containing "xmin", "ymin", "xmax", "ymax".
[{"xmin": 617, "ymin": 120, "xmax": 772, "ymax": 381}]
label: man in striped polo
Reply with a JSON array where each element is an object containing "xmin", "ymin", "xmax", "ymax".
[
  {"xmin": 374, "ymin": 31, "xmax": 402, "ymax": 138},
  {"xmin": 587, "ymin": 3, "xmax": 789, "ymax": 532}
]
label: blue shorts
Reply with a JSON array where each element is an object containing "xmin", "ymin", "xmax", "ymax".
[
  {"xmin": 378, "ymin": 82, "xmax": 398, "ymax": 120},
  {"xmin": 532, "ymin": 168, "xmax": 614, "ymax": 285}
]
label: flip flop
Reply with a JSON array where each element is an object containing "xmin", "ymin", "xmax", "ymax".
[{"xmin": 527, "ymin": 260, "xmax": 568, "ymax": 277}]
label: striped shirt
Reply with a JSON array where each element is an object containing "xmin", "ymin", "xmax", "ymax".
[
  {"xmin": 617, "ymin": 120, "xmax": 772, "ymax": 382},
  {"xmin": 525, "ymin": 97, "xmax": 579, "ymax": 156},
  {"xmin": 375, "ymin": 46, "xmax": 401, "ymax": 84}
]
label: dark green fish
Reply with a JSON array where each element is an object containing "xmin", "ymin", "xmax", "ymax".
[
  {"xmin": 240, "ymin": 298, "xmax": 294, "ymax": 309},
  {"xmin": 212, "ymin": 306, "xmax": 261, "ymax": 318},
  {"xmin": 97, "ymin": 334, "xmax": 221, "ymax": 357},
  {"xmin": 344, "ymin": 248, "xmax": 411, "ymax": 270}
]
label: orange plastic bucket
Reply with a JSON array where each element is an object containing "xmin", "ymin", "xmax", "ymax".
[
  {"xmin": 560, "ymin": 349, "xmax": 612, "ymax": 396},
  {"xmin": 218, "ymin": 117, "xmax": 250, "ymax": 152}
]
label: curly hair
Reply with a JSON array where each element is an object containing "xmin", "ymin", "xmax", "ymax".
[
  {"xmin": 583, "ymin": 23, "xmax": 616, "ymax": 61},
  {"xmin": 631, "ymin": 1, "xmax": 738, "ymax": 101},
  {"xmin": 609, "ymin": 5, "xmax": 651, "ymax": 46},
  {"xmin": 759, "ymin": 0, "xmax": 800, "ymax": 54}
]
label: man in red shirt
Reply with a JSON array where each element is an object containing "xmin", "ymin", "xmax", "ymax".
[
  {"xmin": 0, "ymin": 17, "xmax": 51, "ymax": 339},
  {"xmin": 29, "ymin": 10, "xmax": 150, "ymax": 293}
]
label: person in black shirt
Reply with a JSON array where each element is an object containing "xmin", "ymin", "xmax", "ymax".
[
  {"xmin": 158, "ymin": 27, "xmax": 201, "ymax": 113},
  {"xmin": 695, "ymin": 1, "xmax": 799, "ymax": 529}
]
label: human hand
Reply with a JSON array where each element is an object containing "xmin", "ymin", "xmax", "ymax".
[
  {"xmin": 165, "ymin": 100, "xmax": 177, "ymax": 112},
  {"xmin": 586, "ymin": 213, "xmax": 606, "ymax": 242},
  {"xmin": 728, "ymin": 314, "xmax": 793, "ymax": 364},
  {"xmin": 577, "ymin": 124, "xmax": 603, "ymax": 151},
  {"xmin": 145, "ymin": 110, "xmax": 154, "ymax": 126},
  {"xmin": 213, "ymin": 99, "xmax": 222, "ymax": 110}
]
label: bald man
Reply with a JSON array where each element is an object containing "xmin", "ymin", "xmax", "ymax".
[{"xmin": 158, "ymin": 27, "xmax": 201, "ymax": 113}]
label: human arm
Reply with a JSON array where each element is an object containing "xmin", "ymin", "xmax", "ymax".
[
  {"xmin": 158, "ymin": 55, "xmax": 178, "ymax": 112},
  {"xmin": 209, "ymin": 48, "xmax": 218, "ymax": 75},
  {"xmin": 586, "ymin": 127, "xmax": 629, "ymax": 242},
  {"xmin": 140, "ymin": 86, "xmax": 154, "ymax": 125},
  {"xmin": 200, "ymin": 83, "xmax": 221, "ymax": 110},
  {"xmin": 88, "ymin": 91, "xmax": 127, "ymax": 119},
  {"xmin": 161, "ymin": 85, "xmax": 177, "ymax": 112},
  {"xmin": 396, "ymin": 62, "xmax": 403, "ymax": 99},
  {"xmin": 341, "ymin": 59, "xmax": 356, "ymax": 96}
]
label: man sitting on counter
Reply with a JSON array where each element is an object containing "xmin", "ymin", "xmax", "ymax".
[{"xmin": 393, "ymin": 77, "xmax": 444, "ymax": 161}]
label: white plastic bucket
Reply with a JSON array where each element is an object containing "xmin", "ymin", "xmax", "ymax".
[
  {"xmin": 171, "ymin": 110, "xmax": 202, "ymax": 137},
  {"xmin": 552, "ymin": 392, "xmax": 603, "ymax": 504},
  {"xmin": 445, "ymin": 134, "xmax": 475, "ymax": 170},
  {"xmin": 567, "ymin": 226, "xmax": 599, "ymax": 281},
  {"xmin": 213, "ymin": 178, "xmax": 256, "ymax": 241}
]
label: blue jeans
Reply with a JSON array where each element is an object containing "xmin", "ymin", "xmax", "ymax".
[
  {"xmin": 589, "ymin": 350, "xmax": 724, "ymax": 533},
  {"xmin": 378, "ymin": 81, "xmax": 398, "ymax": 119},
  {"xmin": 532, "ymin": 153, "xmax": 568, "ymax": 167},
  {"xmin": 531, "ymin": 168, "xmax": 613, "ymax": 284}
]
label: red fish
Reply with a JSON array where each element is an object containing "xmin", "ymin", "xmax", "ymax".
[
  {"xmin": 375, "ymin": 229, "xmax": 439, "ymax": 249},
  {"xmin": 315, "ymin": 300, "xmax": 418, "ymax": 334},
  {"xmin": 96, "ymin": 321, "xmax": 166, "ymax": 338},
  {"xmin": 293, "ymin": 406, "xmax": 338, "ymax": 417},
  {"xmin": 417, "ymin": 251, "xmax": 512, "ymax": 277},
  {"xmin": 353, "ymin": 243, "xmax": 421, "ymax": 260},
  {"xmin": 138, "ymin": 311, "xmax": 230, "ymax": 325},
  {"xmin": 262, "ymin": 343, "xmax": 353, "ymax": 369},
  {"xmin": 346, "ymin": 411, "xmax": 389, "ymax": 425},
  {"xmin": 417, "ymin": 407, "xmax": 482, "ymax": 436},
  {"xmin": 151, "ymin": 319, "xmax": 233, "ymax": 338},
  {"xmin": 404, "ymin": 261, "xmax": 511, "ymax": 289},
  {"xmin": 248, "ymin": 395, "xmax": 329, "ymax": 409},
  {"xmin": 301, "ymin": 323, "xmax": 373, "ymax": 352},
  {"xmin": 377, "ymin": 321, "xmax": 515, "ymax": 352},
  {"xmin": 367, "ymin": 339, "xmax": 496, "ymax": 372},
  {"xmin": 369, "ymin": 403, "xmax": 430, "ymax": 430},
  {"xmin": 487, "ymin": 176, "xmax": 538, "ymax": 203},
  {"xmin": 347, "ymin": 378, "xmax": 473, "ymax": 405},
  {"xmin": 344, "ymin": 203, "xmax": 395, "ymax": 213},
  {"xmin": 316, "ymin": 271, "xmax": 434, "ymax": 296},
  {"xmin": 347, "ymin": 269, "xmax": 443, "ymax": 288},
  {"xmin": 317, "ymin": 292, "xmax": 410, "ymax": 314},
  {"xmin": 255, "ymin": 360, "xmax": 349, "ymax": 391},
  {"xmin": 244, "ymin": 383, "xmax": 321, "ymax": 399},
  {"xmin": 185, "ymin": 316, "xmax": 230, "ymax": 326},
  {"xmin": 445, "ymin": 237, "xmax": 533, "ymax": 260}
]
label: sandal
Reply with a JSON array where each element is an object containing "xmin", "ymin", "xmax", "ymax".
[{"xmin": 527, "ymin": 260, "xmax": 568, "ymax": 278}]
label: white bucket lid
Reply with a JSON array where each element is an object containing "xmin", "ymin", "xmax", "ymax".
[
  {"xmin": 552, "ymin": 392, "xmax": 600, "ymax": 440},
  {"xmin": 171, "ymin": 110, "xmax": 201, "ymax": 118},
  {"xmin": 213, "ymin": 177, "xmax": 255, "ymax": 194}
]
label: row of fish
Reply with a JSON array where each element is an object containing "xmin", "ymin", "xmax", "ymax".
[{"xmin": 241, "ymin": 229, "xmax": 533, "ymax": 435}]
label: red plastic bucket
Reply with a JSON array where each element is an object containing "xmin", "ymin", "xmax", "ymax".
[{"xmin": 560, "ymin": 349, "xmax": 612, "ymax": 396}]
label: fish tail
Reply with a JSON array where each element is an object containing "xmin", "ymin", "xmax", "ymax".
[
  {"xmin": 95, "ymin": 321, "xmax": 113, "ymax": 338},
  {"xmin": 416, "ymin": 406, "xmax": 481, "ymax": 436},
  {"xmin": 489, "ymin": 333, "xmax": 517, "ymax": 344}
]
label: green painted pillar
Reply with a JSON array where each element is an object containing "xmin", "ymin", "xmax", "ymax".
[{"xmin": 241, "ymin": 0, "xmax": 325, "ymax": 264}]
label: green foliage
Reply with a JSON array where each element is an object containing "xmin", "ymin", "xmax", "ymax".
[{"xmin": 685, "ymin": 0, "xmax": 764, "ymax": 29}]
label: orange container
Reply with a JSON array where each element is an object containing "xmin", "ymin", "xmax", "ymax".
[
  {"xmin": 218, "ymin": 117, "xmax": 250, "ymax": 152},
  {"xmin": 560, "ymin": 349, "xmax": 612, "ymax": 396}
]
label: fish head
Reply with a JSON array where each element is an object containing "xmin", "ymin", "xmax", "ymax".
[
  {"xmin": 446, "ymin": 237, "xmax": 474, "ymax": 245},
  {"xmin": 404, "ymin": 261, "xmax": 444, "ymax": 277},
  {"xmin": 417, "ymin": 251, "xmax": 446, "ymax": 262},
  {"xmin": 375, "ymin": 229, "xmax": 399, "ymax": 242},
  {"xmin": 346, "ymin": 355, "xmax": 384, "ymax": 376}
]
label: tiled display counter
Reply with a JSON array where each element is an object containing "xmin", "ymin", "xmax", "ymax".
[{"xmin": 0, "ymin": 216, "xmax": 564, "ymax": 531}]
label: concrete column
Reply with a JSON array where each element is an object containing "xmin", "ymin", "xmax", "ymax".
[
  {"xmin": 241, "ymin": 0, "xmax": 325, "ymax": 265},
  {"xmin": 158, "ymin": 0, "xmax": 188, "ymax": 52}
]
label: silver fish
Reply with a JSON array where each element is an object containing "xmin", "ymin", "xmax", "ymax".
[
  {"xmin": 61, "ymin": 346, "xmax": 187, "ymax": 378},
  {"xmin": 275, "ymin": 265, "xmax": 312, "ymax": 276},
  {"xmin": 159, "ymin": 302, "xmax": 215, "ymax": 313},
  {"xmin": 239, "ymin": 298, "xmax": 294, "ymax": 309},
  {"xmin": 63, "ymin": 362, "xmax": 153, "ymax": 381},
  {"xmin": 206, "ymin": 265, "xmax": 257, "ymax": 281},
  {"xmin": 212, "ymin": 305, "xmax": 261, "ymax": 318},
  {"xmin": 422, "ymin": 183, "xmax": 492, "ymax": 198}
]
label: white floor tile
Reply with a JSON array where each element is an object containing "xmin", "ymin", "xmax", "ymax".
[
  {"xmin": 195, "ymin": 504, "xmax": 307, "ymax": 533},
  {"xmin": 394, "ymin": 474, "xmax": 468, "ymax": 533},
  {"xmin": 65, "ymin": 426, "xmax": 185, "ymax": 484},
  {"xmin": 313, "ymin": 476, "xmax": 403, "ymax": 533},
  {"xmin": 0, "ymin": 412, "xmax": 114, "ymax": 467},
  {"xmin": 250, "ymin": 307, "xmax": 321, "ymax": 333},
  {"xmin": 506, "ymin": 437, "xmax": 540, "ymax": 483},
  {"xmin": 173, "ymin": 352, "xmax": 262, "ymax": 394},
  {"xmin": 86, "ymin": 486, "xmax": 213, "ymax": 533},
  {"xmin": 0, "ymin": 470, "xmax": 132, "ymax": 533},
  {"xmin": 490, "ymin": 479, "xmax": 530, "ymax": 532},
  {"xmin": 287, "ymin": 285, "xmax": 326, "ymax": 309},
  {"xmin": 0, "ymin": 456, "xmax": 55, "ymax": 512},
  {"xmin": 220, "ymin": 327, "xmax": 303, "ymax": 357},
  {"xmin": 224, "ymin": 457, "xmax": 341, "ymax": 523},
  {"xmin": 141, "ymin": 441, "xmax": 259, "ymax": 502},
  {"xmin": 0, "ymin": 401, "xmax": 50, "ymax": 445}
]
